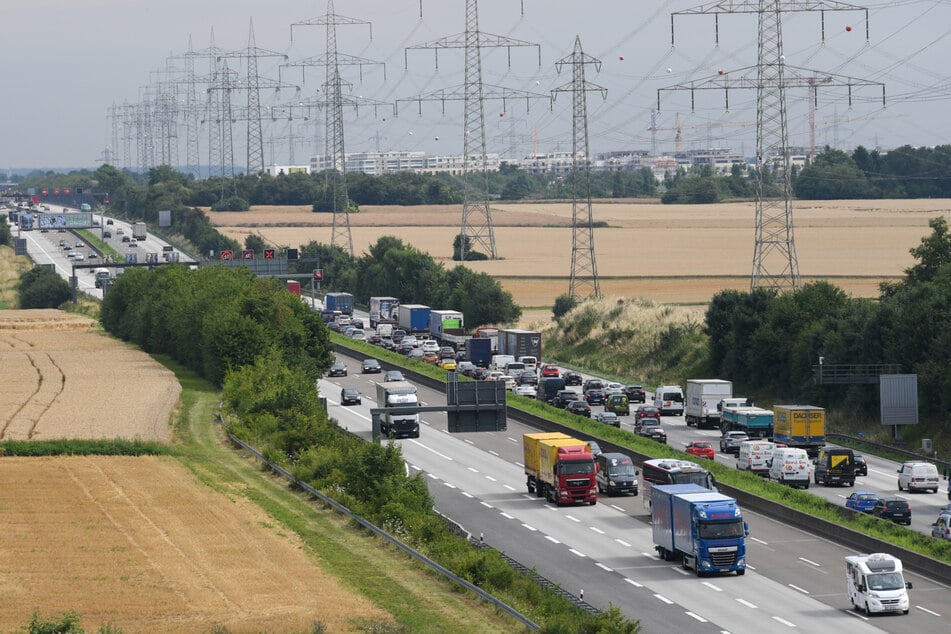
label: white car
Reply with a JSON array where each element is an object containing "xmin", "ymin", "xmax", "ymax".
[
  {"xmin": 499, "ymin": 375, "xmax": 517, "ymax": 390},
  {"xmin": 349, "ymin": 330, "xmax": 366, "ymax": 341},
  {"xmin": 421, "ymin": 339, "xmax": 440, "ymax": 353},
  {"xmin": 513, "ymin": 384, "xmax": 536, "ymax": 398},
  {"xmin": 604, "ymin": 382, "xmax": 624, "ymax": 395},
  {"xmin": 73, "ymin": 253, "xmax": 84, "ymax": 261}
]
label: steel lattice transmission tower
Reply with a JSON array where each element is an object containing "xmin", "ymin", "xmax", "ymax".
[
  {"xmin": 402, "ymin": 0, "xmax": 543, "ymax": 260},
  {"xmin": 218, "ymin": 20, "xmax": 292, "ymax": 176},
  {"xmin": 290, "ymin": 0, "xmax": 381, "ymax": 257},
  {"xmin": 552, "ymin": 36, "xmax": 605, "ymax": 300},
  {"xmin": 663, "ymin": 0, "xmax": 883, "ymax": 293}
]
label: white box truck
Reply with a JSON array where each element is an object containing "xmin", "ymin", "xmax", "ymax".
[{"xmin": 684, "ymin": 379, "xmax": 732, "ymax": 429}]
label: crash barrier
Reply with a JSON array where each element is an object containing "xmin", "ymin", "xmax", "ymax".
[{"xmin": 218, "ymin": 417, "xmax": 539, "ymax": 631}]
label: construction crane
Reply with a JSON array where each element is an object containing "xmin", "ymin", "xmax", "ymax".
[{"xmin": 647, "ymin": 112, "xmax": 755, "ymax": 153}]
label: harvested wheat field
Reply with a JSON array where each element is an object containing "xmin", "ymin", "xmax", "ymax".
[
  {"xmin": 0, "ymin": 310, "xmax": 392, "ymax": 633},
  {"xmin": 0, "ymin": 310, "xmax": 178, "ymax": 442},
  {"xmin": 209, "ymin": 199, "xmax": 950, "ymax": 311},
  {"xmin": 0, "ymin": 455, "xmax": 387, "ymax": 633}
]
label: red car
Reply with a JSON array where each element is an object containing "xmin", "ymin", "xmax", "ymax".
[
  {"xmin": 685, "ymin": 440, "xmax": 715, "ymax": 460},
  {"xmin": 541, "ymin": 364, "xmax": 560, "ymax": 378}
]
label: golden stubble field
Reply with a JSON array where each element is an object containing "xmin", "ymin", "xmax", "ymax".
[
  {"xmin": 208, "ymin": 199, "xmax": 950, "ymax": 323},
  {"xmin": 0, "ymin": 310, "xmax": 387, "ymax": 632}
]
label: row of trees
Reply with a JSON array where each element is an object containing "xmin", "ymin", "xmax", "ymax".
[
  {"xmin": 704, "ymin": 217, "xmax": 951, "ymax": 419},
  {"xmin": 100, "ymin": 265, "xmax": 333, "ymax": 386}
]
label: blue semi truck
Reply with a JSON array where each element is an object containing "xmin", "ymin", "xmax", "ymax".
[{"xmin": 651, "ymin": 483, "xmax": 749, "ymax": 576}]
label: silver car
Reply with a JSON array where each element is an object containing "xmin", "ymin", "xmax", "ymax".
[{"xmin": 719, "ymin": 431, "xmax": 749, "ymax": 454}]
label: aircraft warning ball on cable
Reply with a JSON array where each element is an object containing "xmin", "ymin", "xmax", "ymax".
[
  {"xmin": 434, "ymin": 136, "xmax": 439, "ymax": 141},
  {"xmin": 619, "ymin": 56, "xmax": 624, "ymax": 61},
  {"xmin": 500, "ymin": 112, "xmax": 505, "ymax": 117},
  {"xmin": 666, "ymin": 68, "xmax": 672, "ymax": 73},
  {"xmin": 718, "ymin": 69, "xmax": 724, "ymax": 75},
  {"xmin": 845, "ymin": 25, "xmax": 852, "ymax": 32}
]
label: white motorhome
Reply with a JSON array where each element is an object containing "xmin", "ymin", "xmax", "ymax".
[
  {"xmin": 767, "ymin": 447, "xmax": 811, "ymax": 489},
  {"xmin": 845, "ymin": 553, "xmax": 911, "ymax": 615}
]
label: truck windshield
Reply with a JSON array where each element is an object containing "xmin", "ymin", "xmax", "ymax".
[
  {"xmin": 867, "ymin": 573, "xmax": 905, "ymax": 591},
  {"xmin": 561, "ymin": 461, "xmax": 595, "ymax": 475},
  {"xmin": 698, "ymin": 519, "xmax": 744, "ymax": 539}
]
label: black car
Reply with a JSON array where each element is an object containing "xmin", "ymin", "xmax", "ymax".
[
  {"xmin": 582, "ymin": 378, "xmax": 605, "ymax": 393},
  {"xmin": 562, "ymin": 370, "xmax": 582, "ymax": 386},
  {"xmin": 584, "ymin": 388, "xmax": 605, "ymax": 405},
  {"xmin": 623, "ymin": 385, "xmax": 646, "ymax": 403},
  {"xmin": 350, "ymin": 318, "xmax": 364, "ymax": 329},
  {"xmin": 340, "ymin": 387, "xmax": 361, "ymax": 405},
  {"xmin": 384, "ymin": 370, "xmax": 404, "ymax": 382},
  {"xmin": 854, "ymin": 454, "xmax": 868, "ymax": 476},
  {"xmin": 456, "ymin": 361, "xmax": 477, "ymax": 376},
  {"xmin": 566, "ymin": 400, "xmax": 592, "ymax": 417},
  {"xmin": 637, "ymin": 420, "xmax": 667, "ymax": 444},
  {"xmin": 872, "ymin": 498, "xmax": 911, "ymax": 525},
  {"xmin": 517, "ymin": 370, "xmax": 538, "ymax": 386},
  {"xmin": 552, "ymin": 389, "xmax": 578, "ymax": 409},
  {"xmin": 327, "ymin": 361, "xmax": 348, "ymax": 377},
  {"xmin": 361, "ymin": 359, "xmax": 382, "ymax": 373}
]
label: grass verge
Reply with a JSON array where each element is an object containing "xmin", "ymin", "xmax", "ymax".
[{"xmin": 156, "ymin": 355, "xmax": 529, "ymax": 634}]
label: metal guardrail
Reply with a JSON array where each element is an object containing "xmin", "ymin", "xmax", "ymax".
[
  {"xmin": 827, "ymin": 432, "xmax": 951, "ymax": 474},
  {"xmin": 219, "ymin": 421, "xmax": 539, "ymax": 631},
  {"xmin": 330, "ymin": 344, "xmax": 951, "ymax": 582}
]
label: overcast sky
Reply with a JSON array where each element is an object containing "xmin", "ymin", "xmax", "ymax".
[{"xmin": 3, "ymin": 0, "xmax": 949, "ymax": 171}]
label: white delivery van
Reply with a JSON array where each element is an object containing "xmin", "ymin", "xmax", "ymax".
[
  {"xmin": 897, "ymin": 461, "xmax": 940, "ymax": 493},
  {"xmin": 518, "ymin": 356, "xmax": 538, "ymax": 373},
  {"xmin": 845, "ymin": 553, "xmax": 911, "ymax": 615},
  {"xmin": 491, "ymin": 354, "xmax": 516, "ymax": 372},
  {"xmin": 654, "ymin": 385, "xmax": 684, "ymax": 416},
  {"xmin": 737, "ymin": 440, "xmax": 775, "ymax": 476},
  {"xmin": 768, "ymin": 447, "xmax": 811, "ymax": 489}
]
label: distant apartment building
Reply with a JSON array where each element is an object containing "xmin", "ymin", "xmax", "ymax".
[{"xmin": 310, "ymin": 151, "xmax": 500, "ymax": 176}]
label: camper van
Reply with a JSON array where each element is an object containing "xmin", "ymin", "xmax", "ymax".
[{"xmin": 845, "ymin": 553, "xmax": 911, "ymax": 615}]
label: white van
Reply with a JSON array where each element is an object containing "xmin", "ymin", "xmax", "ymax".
[
  {"xmin": 518, "ymin": 356, "xmax": 538, "ymax": 372},
  {"xmin": 737, "ymin": 440, "xmax": 775, "ymax": 476},
  {"xmin": 897, "ymin": 461, "xmax": 940, "ymax": 493},
  {"xmin": 845, "ymin": 553, "xmax": 911, "ymax": 615},
  {"xmin": 491, "ymin": 354, "xmax": 516, "ymax": 372},
  {"xmin": 654, "ymin": 385, "xmax": 684, "ymax": 416},
  {"xmin": 768, "ymin": 447, "xmax": 811, "ymax": 489}
]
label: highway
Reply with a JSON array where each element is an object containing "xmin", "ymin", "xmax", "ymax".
[{"xmin": 320, "ymin": 348, "xmax": 950, "ymax": 633}]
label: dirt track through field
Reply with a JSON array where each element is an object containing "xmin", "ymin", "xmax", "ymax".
[
  {"xmin": 0, "ymin": 310, "xmax": 393, "ymax": 633},
  {"xmin": 0, "ymin": 311, "xmax": 178, "ymax": 442}
]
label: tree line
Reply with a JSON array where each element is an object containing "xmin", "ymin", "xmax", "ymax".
[{"xmin": 704, "ymin": 217, "xmax": 951, "ymax": 420}]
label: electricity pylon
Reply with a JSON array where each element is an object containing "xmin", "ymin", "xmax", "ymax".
[
  {"xmin": 552, "ymin": 36, "xmax": 605, "ymax": 300},
  {"xmin": 662, "ymin": 0, "xmax": 883, "ymax": 293},
  {"xmin": 217, "ymin": 19, "xmax": 293, "ymax": 176},
  {"xmin": 289, "ymin": 0, "xmax": 386, "ymax": 256},
  {"xmin": 401, "ymin": 0, "xmax": 544, "ymax": 260}
]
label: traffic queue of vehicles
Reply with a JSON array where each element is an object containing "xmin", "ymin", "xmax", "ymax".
[{"xmin": 319, "ymin": 295, "xmax": 951, "ymax": 565}]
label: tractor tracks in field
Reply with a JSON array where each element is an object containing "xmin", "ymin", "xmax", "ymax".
[{"xmin": 0, "ymin": 349, "xmax": 65, "ymax": 440}]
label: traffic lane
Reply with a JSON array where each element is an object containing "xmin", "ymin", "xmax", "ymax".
[
  {"xmin": 426, "ymin": 467, "xmax": 727, "ymax": 634},
  {"xmin": 328, "ymin": 398, "xmax": 888, "ymax": 634}
]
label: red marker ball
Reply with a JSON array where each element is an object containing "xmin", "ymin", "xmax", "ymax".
[
  {"xmin": 500, "ymin": 112, "xmax": 504, "ymax": 117},
  {"xmin": 718, "ymin": 69, "xmax": 724, "ymax": 75},
  {"xmin": 619, "ymin": 56, "xmax": 624, "ymax": 61},
  {"xmin": 846, "ymin": 25, "xmax": 852, "ymax": 32}
]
